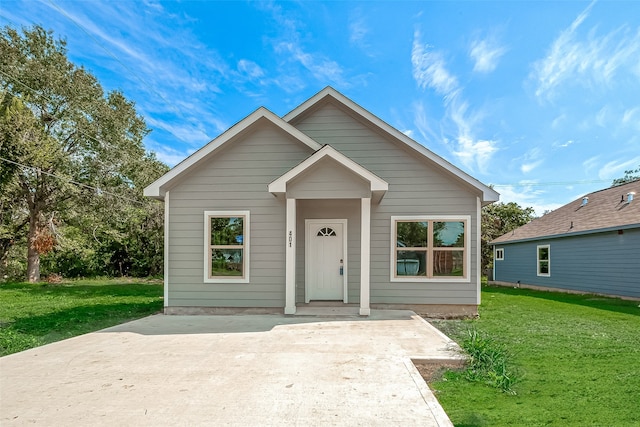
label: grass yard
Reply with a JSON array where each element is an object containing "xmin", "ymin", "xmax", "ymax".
[
  {"xmin": 429, "ymin": 285, "xmax": 640, "ymax": 426},
  {"xmin": 0, "ymin": 278, "xmax": 163, "ymax": 356}
]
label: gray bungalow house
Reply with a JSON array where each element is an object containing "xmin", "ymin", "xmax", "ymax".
[
  {"xmin": 145, "ymin": 87, "xmax": 499, "ymax": 316},
  {"xmin": 491, "ymin": 180, "xmax": 640, "ymax": 299}
]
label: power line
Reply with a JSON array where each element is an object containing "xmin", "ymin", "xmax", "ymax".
[
  {"xmin": 489, "ymin": 179, "xmax": 611, "ymax": 188},
  {"xmin": 0, "ymin": 156, "xmax": 147, "ymax": 206}
]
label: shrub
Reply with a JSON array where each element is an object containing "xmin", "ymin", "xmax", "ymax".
[{"xmin": 462, "ymin": 328, "xmax": 519, "ymax": 394}]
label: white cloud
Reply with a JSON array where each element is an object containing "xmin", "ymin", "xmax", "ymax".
[
  {"xmin": 494, "ymin": 184, "xmax": 562, "ymax": 216},
  {"xmin": 531, "ymin": 1, "xmax": 640, "ymax": 101},
  {"xmin": 349, "ymin": 10, "xmax": 371, "ymax": 53},
  {"xmin": 411, "ymin": 30, "xmax": 458, "ymax": 97},
  {"xmin": 598, "ymin": 155, "xmax": 640, "ymax": 180},
  {"xmin": 145, "ymin": 116, "xmax": 211, "ymax": 144},
  {"xmin": 558, "ymin": 140, "xmax": 574, "ymax": 148},
  {"xmin": 469, "ymin": 35, "xmax": 507, "ymax": 73},
  {"xmin": 237, "ymin": 59, "xmax": 265, "ymax": 80},
  {"xmin": 622, "ymin": 107, "xmax": 640, "ymax": 128},
  {"xmin": 453, "ymin": 136, "xmax": 498, "ymax": 173},
  {"xmin": 411, "ymin": 30, "xmax": 497, "ymax": 173},
  {"xmin": 145, "ymin": 141, "xmax": 190, "ymax": 167},
  {"xmin": 551, "ymin": 113, "xmax": 566, "ymax": 129},
  {"xmin": 276, "ymin": 42, "xmax": 347, "ymax": 85}
]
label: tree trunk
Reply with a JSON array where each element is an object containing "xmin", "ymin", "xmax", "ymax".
[{"xmin": 26, "ymin": 212, "xmax": 40, "ymax": 283}]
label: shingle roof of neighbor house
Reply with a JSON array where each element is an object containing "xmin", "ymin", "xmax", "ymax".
[{"xmin": 492, "ymin": 180, "xmax": 640, "ymax": 244}]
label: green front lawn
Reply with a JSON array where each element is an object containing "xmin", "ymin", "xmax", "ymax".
[
  {"xmin": 0, "ymin": 278, "xmax": 163, "ymax": 356},
  {"xmin": 430, "ymin": 285, "xmax": 640, "ymax": 426}
]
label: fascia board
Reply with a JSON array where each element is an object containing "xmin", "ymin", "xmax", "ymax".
[
  {"xmin": 144, "ymin": 107, "xmax": 322, "ymax": 200},
  {"xmin": 268, "ymin": 145, "xmax": 389, "ymax": 194},
  {"xmin": 284, "ymin": 87, "xmax": 499, "ymax": 203},
  {"xmin": 490, "ymin": 222, "xmax": 640, "ymax": 245}
]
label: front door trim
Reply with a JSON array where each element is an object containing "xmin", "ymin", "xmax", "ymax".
[{"xmin": 305, "ymin": 219, "xmax": 348, "ymax": 303}]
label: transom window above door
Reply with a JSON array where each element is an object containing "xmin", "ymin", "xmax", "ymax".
[{"xmin": 317, "ymin": 227, "xmax": 337, "ymax": 237}]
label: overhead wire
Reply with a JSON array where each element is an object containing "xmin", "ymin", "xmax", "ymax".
[
  {"xmin": 489, "ymin": 179, "xmax": 611, "ymax": 188},
  {"xmin": 0, "ymin": 156, "xmax": 147, "ymax": 206}
]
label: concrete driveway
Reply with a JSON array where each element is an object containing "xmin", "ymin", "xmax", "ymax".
[{"xmin": 1, "ymin": 310, "xmax": 462, "ymax": 426}]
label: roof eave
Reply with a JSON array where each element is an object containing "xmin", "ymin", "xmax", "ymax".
[
  {"xmin": 284, "ymin": 87, "xmax": 499, "ymax": 204},
  {"xmin": 491, "ymin": 222, "xmax": 640, "ymax": 245},
  {"xmin": 144, "ymin": 107, "xmax": 322, "ymax": 200}
]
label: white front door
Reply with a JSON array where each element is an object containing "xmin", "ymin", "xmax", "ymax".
[{"xmin": 305, "ymin": 220, "xmax": 347, "ymax": 302}]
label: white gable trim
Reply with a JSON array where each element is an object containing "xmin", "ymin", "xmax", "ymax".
[
  {"xmin": 284, "ymin": 87, "xmax": 499, "ymax": 205},
  {"xmin": 268, "ymin": 145, "xmax": 389, "ymax": 202},
  {"xmin": 144, "ymin": 107, "xmax": 322, "ymax": 200}
]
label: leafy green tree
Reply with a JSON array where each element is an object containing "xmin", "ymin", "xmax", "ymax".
[
  {"xmin": 0, "ymin": 25, "xmax": 166, "ymax": 281},
  {"xmin": 481, "ymin": 202, "xmax": 535, "ymax": 273},
  {"xmin": 611, "ymin": 165, "xmax": 640, "ymax": 186}
]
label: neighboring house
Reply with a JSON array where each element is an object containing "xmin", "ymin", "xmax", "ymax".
[
  {"xmin": 144, "ymin": 87, "xmax": 499, "ymax": 316},
  {"xmin": 491, "ymin": 180, "xmax": 640, "ymax": 299}
]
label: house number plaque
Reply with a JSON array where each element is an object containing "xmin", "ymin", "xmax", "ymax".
[{"xmin": 288, "ymin": 231, "xmax": 292, "ymax": 247}]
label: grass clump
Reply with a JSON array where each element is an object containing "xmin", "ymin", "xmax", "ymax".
[
  {"xmin": 461, "ymin": 328, "xmax": 519, "ymax": 394},
  {"xmin": 429, "ymin": 285, "xmax": 640, "ymax": 426}
]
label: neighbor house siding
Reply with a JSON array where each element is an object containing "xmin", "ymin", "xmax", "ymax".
[
  {"xmin": 166, "ymin": 123, "xmax": 314, "ymax": 307},
  {"xmin": 494, "ymin": 228, "xmax": 640, "ymax": 298},
  {"xmin": 292, "ymin": 102, "xmax": 481, "ymax": 305}
]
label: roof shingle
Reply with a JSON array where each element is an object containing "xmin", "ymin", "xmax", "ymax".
[{"xmin": 492, "ymin": 180, "xmax": 640, "ymax": 244}]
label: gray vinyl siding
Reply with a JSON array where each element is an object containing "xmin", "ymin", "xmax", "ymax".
[
  {"xmin": 494, "ymin": 228, "xmax": 640, "ymax": 298},
  {"xmin": 292, "ymin": 102, "xmax": 481, "ymax": 305},
  {"xmin": 167, "ymin": 123, "xmax": 314, "ymax": 307},
  {"xmin": 288, "ymin": 158, "xmax": 370, "ymax": 199}
]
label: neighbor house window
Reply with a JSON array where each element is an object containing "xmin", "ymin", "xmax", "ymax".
[
  {"xmin": 204, "ymin": 211, "xmax": 249, "ymax": 283},
  {"xmin": 537, "ymin": 245, "xmax": 550, "ymax": 277},
  {"xmin": 391, "ymin": 216, "xmax": 470, "ymax": 281},
  {"xmin": 495, "ymin": 248, "xmax": 504, "ymax": 260}
]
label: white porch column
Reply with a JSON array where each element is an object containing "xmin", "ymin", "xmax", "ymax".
[
  {"xmin": 284, "ymin": 198, "xmax": 297, "ymax": 314},
  {"xmin": 359, "ymin": 197, "xmax": 371, "ymax": 316}
]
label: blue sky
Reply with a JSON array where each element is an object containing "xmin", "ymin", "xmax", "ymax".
[{"xmin": 3, "ymin": 0, "xmax": 639, "ymax": 214}]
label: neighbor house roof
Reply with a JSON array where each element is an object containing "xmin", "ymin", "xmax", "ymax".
[{"xmin": 492, "ymin": 180, "xmax": 640, "ymax": 244}]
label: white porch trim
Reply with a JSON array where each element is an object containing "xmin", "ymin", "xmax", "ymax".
[
  {"xmin": 360, "ymin": 197, "xmax": 371, "ymax": 316},
  {"xmin": 476, "ymin": 196, "xmax": 482, "ymax": 305},
  {"xmin": 268, "ymin": 145, "xmax": 388, "ymax": 203},
  {"xmin": 164, "ymin": 191, "xmax": 170, "ymax": 308},
  {"xmin": 284, "ymin": 198, "xmax": 297, "ymax": 315}
]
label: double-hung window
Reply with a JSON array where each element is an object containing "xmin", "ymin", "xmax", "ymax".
[
  {"xmin": 391, "ymin": 216, "xmax": 470, "ymax": 282},
  {"xmin": 537, "ymin": 244, "xmax": 550, "ymax": 276},
  {"xmin": 204, "ymin": 211, "xmax": 249, "ymax": 283},
  {"xmin": 495, "ymin": 248, "xmax": 504, "ymax": 260}
]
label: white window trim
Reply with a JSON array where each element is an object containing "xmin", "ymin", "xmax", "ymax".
[
  {"xmin": 390, "ymin": 215, "xmax": 471, "ymax": 283},
  {"xmin": 495, "ymin": 248, "xmax": 504, "ymax": 260},
  {"xmin": 537, "ymin": 244, "xmax": 550, "ymax": 277},
  {"xmin": 204, "ymin": 210, "xmax": 250, "ymax": 283}
]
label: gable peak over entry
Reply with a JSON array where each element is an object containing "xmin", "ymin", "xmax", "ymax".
[{"xmin": 268, "ymin": 144, "xmax": 389, "ymax": 203}]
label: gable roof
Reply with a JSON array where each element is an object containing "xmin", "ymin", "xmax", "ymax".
[
  {"xmin": 492, "ymin": 180, "xmax": 640, "ymax": 244},
  {"xmin": 284, "ymin": 87, "xmax": 499, "ymax": 205},
  {"xmin": 268, "ymin": 144, "xmax": 389, "ymax": 203},
  {"xmin": 144, "ymin": 107, "xmax": 322, "ymax": 200},
  {"xmin": 144, "ymin": 87, "xmax": 499, "ymax": 204}
]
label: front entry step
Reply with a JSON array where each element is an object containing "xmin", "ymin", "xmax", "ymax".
[{"xmin": 294, "ymin": 305, "xmax": 360, "ymax": 316}]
